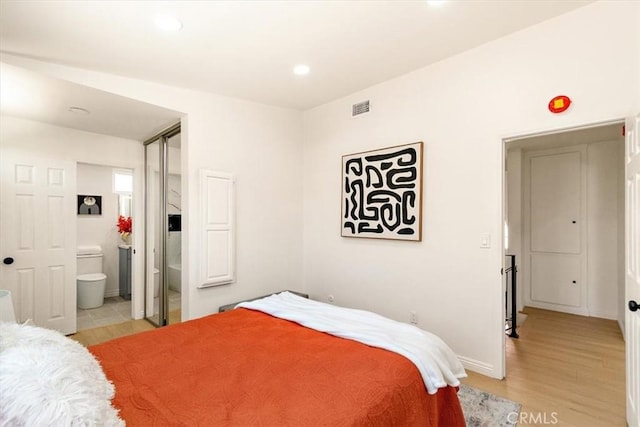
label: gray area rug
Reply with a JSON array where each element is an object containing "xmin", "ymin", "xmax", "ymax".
[{"xmin": 458, "ymin": 384, "xmax": 521, "ymax": 427}]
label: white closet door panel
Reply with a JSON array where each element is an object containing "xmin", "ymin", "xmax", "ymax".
[
  {"xmin": 47, "ymin": 167, "xmax": 65, "ymax": 187},
  {"xmin": 206, "ymin": 179, "xmax": 231, "ymax": 225},
  {"xmin": 47, "ymin": 196, "xmax": 65, "ymax": 248},
  {"xmin": 531, "ymin": 253, "xmax": 581, "ymax": 307},
  {"xmin": 15, "ymin": 268, "xmax": 35, "ymax": 323},
  {"xmin": 530, "ymin": 151, "xmax": 581, "ymax": 254},
  {"xmin": 204, "ymin": 230, "xmax": 232, "ymax": 282},
  {"xmin": 199, "ymin": 170, "xmax": 235, "ymax": 288},
  {"xmin": 0, "ymin": 156, "xmax": 76, "ymax": 334},
  {"xmin": 41, "ymin": 265, "xmax": 65, "ymax": 321},
  {"xmin": 15, "ymin": 164, "xmax": 34, "ymax": 184},
  {"xmin": 16, "ymin": 195, "xmax": 35, "ymax": 250}
]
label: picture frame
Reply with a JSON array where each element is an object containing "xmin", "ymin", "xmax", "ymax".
[
  {"xmin": 341, "ymin": 141, "xmax": 423, "ymax": 241},
  {"xmin": 77, "ymin": 194, "xmax": 102, "ymax": 215}
]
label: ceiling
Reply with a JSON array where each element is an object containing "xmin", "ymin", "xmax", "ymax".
[
  {"xmin": 0, "ymin": 63, "xmax": 182, "ymax": 141},
  {"xmin": 0, "ymin": 0, "xmax": 593, "ymax": 111}
]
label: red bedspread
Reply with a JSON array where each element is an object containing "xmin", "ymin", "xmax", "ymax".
[{"xmin": 89, "ymin": 308, "xmax": 464, "ymax": 426}]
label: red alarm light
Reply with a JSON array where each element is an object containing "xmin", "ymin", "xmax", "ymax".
[{"xmin": 548, "ymin": 95, "xmax": 571, "ymax": 114}]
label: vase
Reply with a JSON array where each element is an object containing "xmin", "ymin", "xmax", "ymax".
[{"xmin": 121, "ymin": 233, "xmax": 131, "ymax": 245}]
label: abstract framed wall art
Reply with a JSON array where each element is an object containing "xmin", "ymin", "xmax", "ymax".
[{"xmin": 341, "ymin": 142, "xmax": 423, "ymax": 241}]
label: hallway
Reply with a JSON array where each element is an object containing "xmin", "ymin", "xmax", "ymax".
[{"xmin": 464, "ymin": 307, "xmax": 625, "ymax": 426}]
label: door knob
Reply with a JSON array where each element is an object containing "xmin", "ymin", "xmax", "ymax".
[
  {"xmin": 630, "ymin": 300, "xmax": 639, "ymax": 312},
  {"xmin": 2, "ymin": 257, "xmax": 14, "ymax": 265}
]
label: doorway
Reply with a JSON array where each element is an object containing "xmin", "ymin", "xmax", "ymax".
[
  {"xmin": 144, "ymin": 123, "xmax": 182, "ymax": 327},
  {"xmin": 504, "ymin": 122, "xmax": 625, "ymax": 324},
  {"xmin": 503, "ymin": 121, "xmax": 625, "ymax": 348},
  {"xmin": 75, "ymin": 163, "xmax": 135, "ymax": 331}
]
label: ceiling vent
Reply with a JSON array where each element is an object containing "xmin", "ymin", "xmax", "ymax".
[{"xmin": 352, "ymin": 100, "xmax": 370, "ymax": 117}]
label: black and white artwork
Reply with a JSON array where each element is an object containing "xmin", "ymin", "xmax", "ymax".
[
  {"xmin": 77, "ymin": 195, "xmax": 102, "ymax": 215},
  {"xmin": 342, "ymin": 142, "xmax": 423, "ymax": 241}
]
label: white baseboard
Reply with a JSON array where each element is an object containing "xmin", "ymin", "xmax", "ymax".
[
  {"xmin": 525, "ymin": 301, "xmax": 590, "ymax": 317},
  {"xmin": 104, "ymin": 289, "xmax": 120, "ymax": 298},
  {"xmin": 527, "ymin": 301, "xmax": 618, "ymax": 321},
  {"xmin": 588, "ymin": 310, "xmax": 617, "ymax": 321},
  {"xmin": 457, "ymin": 355, "xmax": 498, "ymax": 379}
]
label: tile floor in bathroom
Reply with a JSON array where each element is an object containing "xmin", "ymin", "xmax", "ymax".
[{"xmin": 77, "ymin": 290, "xmax": 181, "ymax": 331}]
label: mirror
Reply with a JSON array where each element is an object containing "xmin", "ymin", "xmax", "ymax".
[{"xmin": 118, "ymin": 194, "xmax": 132, "ymax": 217}]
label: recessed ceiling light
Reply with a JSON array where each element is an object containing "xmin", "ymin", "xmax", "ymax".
[
  {"xmin": 155, "ymin": 14, "xmax": 183, "ymax": 32},
  {"xmin": 68, "ymin": 106, "xmax": 90, "ymax": 115},
  {"xmin": 293, "ymin": 64, "xmax": 310, "ymax": 76},
  {"xmin": 426, "ymin": 0, "xmax": 446, "ymax": 5}
]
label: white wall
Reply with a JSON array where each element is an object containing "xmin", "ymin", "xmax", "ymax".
[
  {"xmin": 302, "ymin": 1, "xmax": 639, "ymax": 378},
  {"xmin": 587, "ymin": 140, "xmax": 624, "ymax": 319},
  {"xmin": 77, "ymin": 163, "xmax": 123, "ymax": 298},
  {"xmin": 0, "ymin": 116, "xmax": 143, "ymax": 166},
  {"xmin": 175, "ymin": 97, "xmax": 303, "ymax": 320}
]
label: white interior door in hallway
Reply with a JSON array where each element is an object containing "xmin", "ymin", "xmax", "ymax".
[
  {"xmin": 625, "ymin": 113, "xmax": 640, "ymax": 427},
  {"xmin": 524, "ymin": 146, "xmax": 588, "ymax": 315},
  {"xmin": 0, "ymin": 155, "xmax": 77, "ymax": 334}
]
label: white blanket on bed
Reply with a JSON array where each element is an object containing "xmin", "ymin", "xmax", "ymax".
[{"xmin": 237, "ymin": 291, "xmax": 466, "ymax": 394}]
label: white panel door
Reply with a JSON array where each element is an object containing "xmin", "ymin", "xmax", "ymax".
[
  {"xmin": 625, "ymin": 113, "xmax": 640, "ymax": 427},
  {"xmin": 199, "ymin": 170, "xmax": 235, "ymax": 288},
  {"xmin": 525, "ymin": 147, "xmax": 587, "ymax": 314},
  {"xmin": 530, "ymin": 151, "xmax": 581, "ymax": 253},
  {"xmin": 530, "ymin": 253, "xmax": 581, "ymax": 307},
  {"xmin": 0, "ymin": 156, "xmax": 77, "ymax": 334}
]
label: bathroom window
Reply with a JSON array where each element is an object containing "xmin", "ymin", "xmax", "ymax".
[{"xmin": 113, "ymin": 169, "xmax": 133, "ymax": 194}]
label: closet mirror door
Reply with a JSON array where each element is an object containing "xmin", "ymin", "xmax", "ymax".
[
  {"xmin": 144, "ymin": 138, "xmax": 167, "ymax": 326},
  {"xmin": 166, "ymin": 132, "xmax": 182, "ymax": 319},
  {"xmin": 144, "ymin": 123, "xmax": 180, "ymax": 327}
]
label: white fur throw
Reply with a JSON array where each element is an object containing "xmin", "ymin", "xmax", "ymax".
[{"xmin": 0, "ymin": 322, "xmax": 124, "ymax": 426}]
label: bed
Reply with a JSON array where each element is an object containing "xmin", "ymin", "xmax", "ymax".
[{"xmin": 0, "ymin": 292, "xmax": 466, "ymax": 426}]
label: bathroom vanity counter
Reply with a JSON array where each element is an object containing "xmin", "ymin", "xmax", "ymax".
[{"xmin": 118, "ymin": 246, "xmax": 132, "ymax": 300}]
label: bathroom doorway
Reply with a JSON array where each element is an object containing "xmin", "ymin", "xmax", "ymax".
[
  {"xmin": 144, "ymin": 123, "xmax": 181, "ymax": 327},
  {"xmin": 76, "ymin": 163, "xmax": 135, "ymax": 331}
]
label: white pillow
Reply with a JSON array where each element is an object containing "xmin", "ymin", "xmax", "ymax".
[{"xmin": 0, "ymin": 321, "xmax": 124, "ymax": 426}]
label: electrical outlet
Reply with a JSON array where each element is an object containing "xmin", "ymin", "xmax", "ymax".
[{"xmin": 409, "ymin": 311, "xmax": 418, "ymax": 325}]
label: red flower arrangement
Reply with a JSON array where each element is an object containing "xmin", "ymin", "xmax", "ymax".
[{"xmin": 117, "ymin": 215, "xmax": 132, "ymax": 240}]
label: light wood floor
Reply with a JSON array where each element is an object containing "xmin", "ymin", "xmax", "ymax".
[
  {"xmin": 464, "ymin": 307, "xmax": 626, "ymax": 427},
  {"xmin": 70, "ymin": 310, "xmax": 181, "ymax": 347},
  {"xmin": 71, "ymin": 306, "xmax": 626, "ymax": 426}
]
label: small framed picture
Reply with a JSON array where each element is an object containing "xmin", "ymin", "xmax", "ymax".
[{"xmin": 78, "ymin": 195, "xmax": 102, "ymax": 215}]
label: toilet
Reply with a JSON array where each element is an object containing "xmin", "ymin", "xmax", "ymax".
[{"xmin": 77, "ymin": 246, "xmax": 107, "ymax": 309}]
